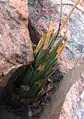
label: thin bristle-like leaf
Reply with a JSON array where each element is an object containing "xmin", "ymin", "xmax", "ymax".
[
  {"xmin": 57, "ymin": 39, "xmax": 67, "ymax": 56},
  {"xmin": 35, "ymin": 32, "xmax": 47, "ymax": 54}
]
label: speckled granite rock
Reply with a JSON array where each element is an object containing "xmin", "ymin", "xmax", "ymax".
[
  {"xmin": 29, "ymin": 0, "xmax": 84, "ymax": 70},
  {"xmin": 59, "ymin": 76, "xmax": 84, "ymax": 119},
  {"xmin": 40, "ymin": 58, "xmax": 84, "ymax": 119},
  {"xmin": 0, "ymin": 0, "xmax": 33, "ymax": 87}
]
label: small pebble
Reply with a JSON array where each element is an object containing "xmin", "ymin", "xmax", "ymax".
[
  {"xmin": 41, "ymin": 102, "xmax": 45, "ymax": 106},
  {"xmin": 28, "ymin": 110, "xmax": 32, "ymax": 117}
]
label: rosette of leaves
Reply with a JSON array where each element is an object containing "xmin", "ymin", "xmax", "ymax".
[
  {"xmin": 20, "ymin": 20, "xmax": 67, "ymax": 102},
  {"xmin": 6, "ymin": 20, "xmax": 67, "ymax": 104},
  {"xmin": 5, "ymin": 0, "xmax": 80, "ymax": 104}
]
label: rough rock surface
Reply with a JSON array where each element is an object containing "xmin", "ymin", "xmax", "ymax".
[
  {"xmin": 0, "ymin": 0, "xmax": 33, "ymax": 87},
  {"xmin": 40, "ymin": 58, "xmax": 84, "ymax": 119},
  {"xmin": 29, "ymin": 0, "xmax": 84, "ymax": 70},
  {"xmin": 59, "ymin": 78, "xmax": 84, "ymax": 119}
]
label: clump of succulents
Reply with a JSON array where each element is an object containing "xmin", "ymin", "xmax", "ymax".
[
  {"xmin": 5, "ymin": 0, "xmax": 81, "ymax": 105},
  {"xmin": 11, "ymin": 20, "xmax": 66, "ymax": 103},
  {"xmin": 5, "ymin": 19, "xmax": 67, "ymax": 106}
]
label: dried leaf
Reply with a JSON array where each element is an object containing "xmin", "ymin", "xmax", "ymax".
[
  {"xmin": 57, "ymin": 40, "xmax": 67, "ymax": 56},
  {"xmin": 60, "ymin": 0, "xmax": 81, "ymax": 31},
  {"xmin": 38, "ymin": 64, "xmax": 45, "ymax": 71},
  {"xmin": 43, "ymin": 20, "xmax": 54, "ymax": 49},
  {"xmin": 35, "ymin": 32, "xmax": 47, "ymax": 54},
  {"xmin": 47, "ymin": 83, "xmax": 53, "ymax": 91}
]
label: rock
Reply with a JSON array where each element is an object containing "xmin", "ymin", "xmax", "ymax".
[
  {"xmin": 40, "ymin": 59, "xmax": 84, "ymax": 119},
  {"xmin": 29, "ymin": 0, "xmax": 84, "ymax": 70},
  {"xmin": 0, "ymin": 0, "xmax": 33, "ymax": 87},
  {"xmin": 28, "ymin": 109, "xmax": 32, "ymax": 117},
  {"xmin": 28, "ymin": 20, "xmax": 41, "ymax": 44},
  {"xmin": 58, "ymin": 78, "xmax": 84, "ymax": 119},
  {"xmin": 58, "ymin": 59, "xmax": 75, "ymax": 72}
]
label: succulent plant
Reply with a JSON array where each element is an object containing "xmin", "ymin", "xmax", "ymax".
[{"xmin": 18, "ymin": 20, "xmax": 67, "ymax": 102}]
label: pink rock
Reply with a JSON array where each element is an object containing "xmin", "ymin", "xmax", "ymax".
[
  {"xmin": 59, "ymin": 78, "xmax": 84, "ymax": 119},
  {"xmin": 0, "ymin": 0, "xmax": 33, "ymax": 87}
]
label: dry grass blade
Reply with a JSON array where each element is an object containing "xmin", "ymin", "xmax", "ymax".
[
  {"xmin": 60, "ymin": 0, "xmax": 81, "ymax": 31},
  {"xmin": 43, "ymin": 20, "xmax": 54, "ymax": 49},
  {"xmin": 35, "ymin": 32, "xmax": 47, "ymax": 54},
  {"xmin": 57, "ymin": 40, "xmax": 67, "ymax": 56}
]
